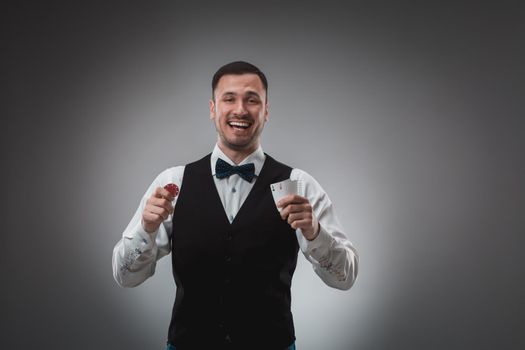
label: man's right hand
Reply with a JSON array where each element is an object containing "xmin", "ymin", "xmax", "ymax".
[{"xmin": 141, "ymin": 187, "xmax": 175, "ymax": 233}]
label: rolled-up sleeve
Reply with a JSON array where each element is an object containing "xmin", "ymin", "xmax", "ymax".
[
  {"xmin": 292, "ymin": 169, "xmax": 359, "ymax": 290},
  {"xmin": 112, "ymin": 166, "xmax": 184, "ymax": 287}
]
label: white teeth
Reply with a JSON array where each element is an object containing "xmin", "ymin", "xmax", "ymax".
[{"xmin": 229, "ymin": 121, "xmax": 250, "ymax": 128}]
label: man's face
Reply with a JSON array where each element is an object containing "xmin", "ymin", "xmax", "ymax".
[{"xmin": 210, "ymin": 73, "xmax": 268, "ymax": 154}]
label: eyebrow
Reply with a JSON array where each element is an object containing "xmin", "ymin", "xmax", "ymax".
[{"xmin": 221, "ymin": 91, "xmax": 261, "ymax": 98}]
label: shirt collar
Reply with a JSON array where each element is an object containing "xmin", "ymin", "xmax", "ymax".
[{"xmin": 211, "ymin": 144, "xmax": 266, "ymax": 177}]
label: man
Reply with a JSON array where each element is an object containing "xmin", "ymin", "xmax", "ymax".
[{"xmin": 112, "ymin": 61, "xmax": 358, "ymax": 350}]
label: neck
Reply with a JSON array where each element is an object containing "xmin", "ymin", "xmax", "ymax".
[{"xmin": 217, "ymin": 141, "xmax": 258, "ymax": 165}]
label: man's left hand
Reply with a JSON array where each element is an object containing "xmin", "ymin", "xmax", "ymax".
[{"xmin": 277, "ymin": 195, "xmax": 319, "ymax": 241}]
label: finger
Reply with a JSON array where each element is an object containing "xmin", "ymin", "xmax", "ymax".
[
  {"xmin": 287, "ymin": 212, "xmax": 311, "ymax": 225},
  {"xmin": 288, "ymin": 203, "xmax": 309, "ymax": 214},
  {"xmin": 280, "ymin": 202, "xmax": 311, "ymax": 220},
  {"xmin": 290, "ymin": 218, "xmax": 313, "ymax": 230},
  {"xmin": 143, "ymin": 211, "xmax": 163, "ymax": 225},
  {"xmin": 147, "ymin": 204, "xmax": 171, "ymax": 220},
  {"xmin": 154, "ymin": 198, "xmax": 173, "ymax": 211},
  {"xmin": 149, "ymin": 197, "xmax": 174, "ymax": 213},
  {"xmin": 277, "ymin": 194, "xmax": 301, "ymax": 208},
  {"xmin": 153, "ymin": 187, "xmax": 164, "ymax": 198},
  {"xmin": 280, "ymin": 203, "xmax": 295, "ymax": 220},
  {"xmin": 276, "ymin": 194, "xmax": 292, "ymax": 209},
  {"xmin": 161, "ymin": 188, "xmax": 175, "ymax": 201},
  {"xmin": 153, "ymin": 187, "xmax": 175, "ymax": 201}
]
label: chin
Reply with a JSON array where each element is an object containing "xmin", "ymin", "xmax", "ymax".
[{"xmin": 225, "ymin": 139, "xmax": 255, "ymax": 151}]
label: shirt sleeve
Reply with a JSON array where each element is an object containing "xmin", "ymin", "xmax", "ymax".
[
  {"xmin": 291, "ymin": 169, "xmax": 359, "ymax": 290},
  {"xmin": 112, "ymin": 166, "xmax": 185, "ymax": 287}
]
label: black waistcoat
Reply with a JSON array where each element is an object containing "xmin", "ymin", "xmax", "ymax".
[{"xmin": 168, "ymin": 154, "xmax": 299, "ymax": 350}]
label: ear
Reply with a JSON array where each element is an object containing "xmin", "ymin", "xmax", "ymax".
[
  {"xmin": 264, "ymin": 101, "xmax": 269, "ymax": 122},
  {"xmin": 209, "ymin": 99, "xmax": 216, "ymax": 120}
]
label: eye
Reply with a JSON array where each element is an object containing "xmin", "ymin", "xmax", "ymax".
[{"xmin": 247, "ymin": 97, "xmax": 260, "ymax": 104}]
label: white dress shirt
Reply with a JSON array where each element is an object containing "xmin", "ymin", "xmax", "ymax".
[{"xmin": 112, "ymin": 144, "xmax": 358, "ymax": 290}]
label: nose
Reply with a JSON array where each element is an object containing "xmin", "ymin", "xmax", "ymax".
[{"xmin": 232, "ymin": 100, "xmax": 247, "ymax": 116}]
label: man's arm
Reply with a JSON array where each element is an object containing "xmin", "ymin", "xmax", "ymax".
[
  {"xmin": 112, "ymin": 166, "xmax": 184, "ymax": 287},
  {"xmin": 279, "ymin": 169, "xmax": 359, "ymax": 290}
]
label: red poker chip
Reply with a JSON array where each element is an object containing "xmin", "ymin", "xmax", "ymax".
[{"xmin": 164, "ymin": 183, "xmax": 179, "ymax": 198}]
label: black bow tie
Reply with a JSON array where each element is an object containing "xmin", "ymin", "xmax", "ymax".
[{"xmin": 215, "ymin": 158, "xmax": 256, "ymax": 182}]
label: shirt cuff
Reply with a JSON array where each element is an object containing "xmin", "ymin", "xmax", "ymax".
[
  {"xmin": 123, "ymin": 221, "xmax": 158, "ymax": 246},
  {"xmin": 298, "ymin": 225, "xmax": 334, "ymax": 261}
]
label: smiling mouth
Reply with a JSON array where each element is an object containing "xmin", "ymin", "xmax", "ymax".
[{"xmin": 228, "ymin": 121, "xmax": 251, "ymax": 130}]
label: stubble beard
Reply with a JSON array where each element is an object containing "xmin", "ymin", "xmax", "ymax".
[
  {"xmin": 219, "ymin": 131, "xmax": 259, "ymax": 153},
  {"xmin": 217, "ymin": 121, "xmax": 263, "ymax": 155}
]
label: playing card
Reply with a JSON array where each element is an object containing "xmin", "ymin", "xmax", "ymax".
[{"xmin": 270, "ymin": 179, "xmax": 298, "ymax": 210}]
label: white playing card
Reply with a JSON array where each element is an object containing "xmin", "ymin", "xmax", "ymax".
[{"xmin": 270, "ymin": 179, "xmax": 298, "ymax": 211}]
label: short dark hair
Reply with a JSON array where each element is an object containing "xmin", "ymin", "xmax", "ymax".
[{"xmin": 211, "ymin": 61, "xmax": 268, "ymax": 99}]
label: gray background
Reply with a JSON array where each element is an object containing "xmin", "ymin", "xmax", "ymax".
[{"xmin": 4, "ymin": 1, "xmax": 524, "ymax": 349}]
